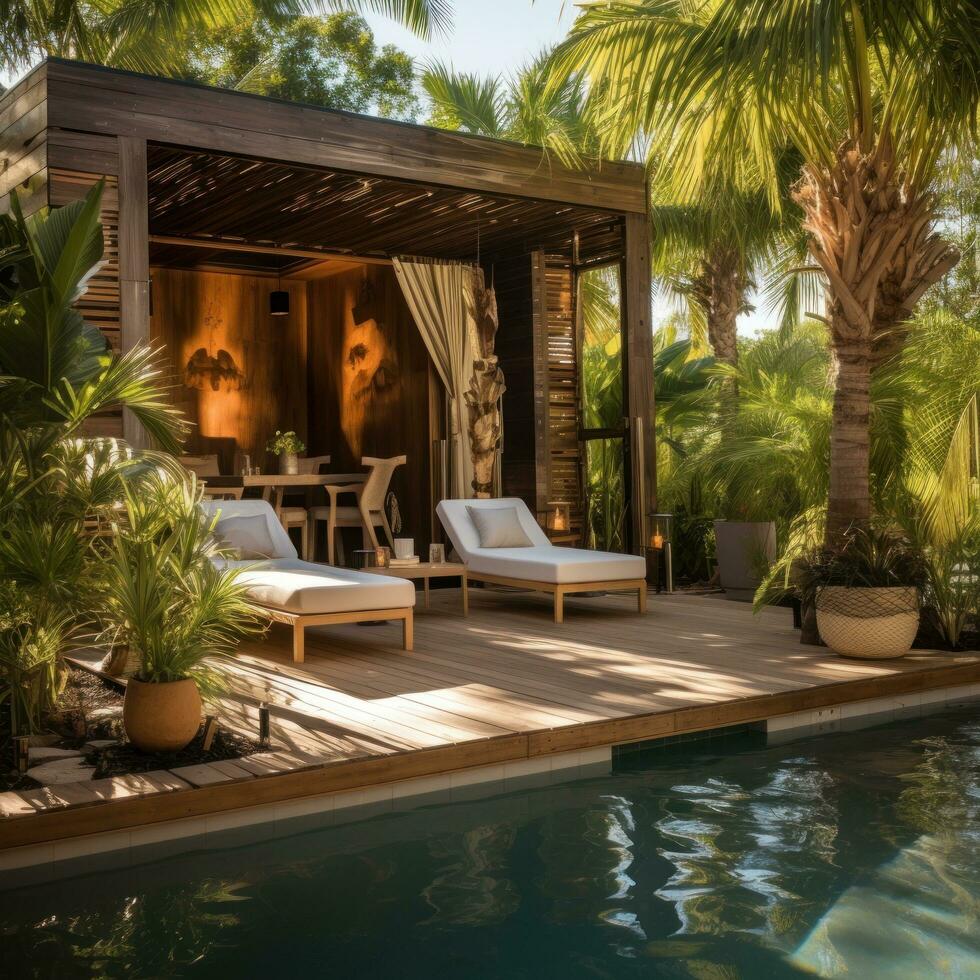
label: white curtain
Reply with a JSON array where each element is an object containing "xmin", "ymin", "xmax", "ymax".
[{"xmin": 392, "ymin": 257, "xmax": 474, "ymax": 499}]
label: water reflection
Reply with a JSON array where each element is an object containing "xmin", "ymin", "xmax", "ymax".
[{"xmin": 4, "ymin": 708, "xmax": 980, "ymax": 979}]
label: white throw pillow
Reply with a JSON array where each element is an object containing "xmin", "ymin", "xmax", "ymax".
[
  {"xmin": 214, "ymin": 514, "xmax": 279, "ymax": 559},
  {"xmin": 467, "ymin": 505, "xmax": 533, "ymax": 548}
]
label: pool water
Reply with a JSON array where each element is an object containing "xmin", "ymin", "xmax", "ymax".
[{"xmin": 4, "ymin": 707, "xmax": 980, "ymax": 979}]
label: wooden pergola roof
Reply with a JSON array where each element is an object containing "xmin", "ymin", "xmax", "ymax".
[
  {"xmin": 41, "ymin": 58, "xmax": 647, "ymax": 215},
  {"xmin": 146, "ymin": 145, "xmax": 626, "ymax": 264}
]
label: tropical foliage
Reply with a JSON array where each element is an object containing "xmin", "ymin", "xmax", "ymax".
[
  {"xmin": 551, "ymin": 0, "xmax": 980, "ymax": 546},
  {"xmin": 98, "ymin": 476, "xmax": 262, "ymax": 693},
  {"xmin": 178, "ymin": 11, "xmax": 419, "ymax": 119},
  {"xmin": 0, "ymin": 184, "xmax": 190, "ymax": 732},
  {"xmin": 422, "ymin": 54, "xmax": 598, "ymax": 166},
  {"xmin": 0, "ymin": 0, "xmax": 451, "ymax": 75}
]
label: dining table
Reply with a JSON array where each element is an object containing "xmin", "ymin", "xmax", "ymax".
[{"xmin": 201, "ymin": 473, "xmax": 367, "ymax": 491}]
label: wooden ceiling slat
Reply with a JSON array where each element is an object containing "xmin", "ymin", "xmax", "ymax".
[{"xmin": 147, "ymin": 146, "xmax": 623, "ymax": 262}]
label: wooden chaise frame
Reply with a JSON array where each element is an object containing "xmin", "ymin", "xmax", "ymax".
[
  {"xmin": 254, "ymin": 604, "xmax": 414, "ymax": 663},
  {"xmin": 465, "ymin": 572, "xmax": 647, "ymax": 624}
]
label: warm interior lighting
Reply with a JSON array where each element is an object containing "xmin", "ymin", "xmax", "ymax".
[{"xmin": 184, "ymin": 347, "xmax": 244, "ymax": 391}]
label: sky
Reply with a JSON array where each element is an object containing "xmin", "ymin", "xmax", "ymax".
[{"xmin": 364, "ymin": 1, "xmax": 575, "ymax": 76}]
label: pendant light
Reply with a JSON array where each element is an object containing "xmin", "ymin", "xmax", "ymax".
[{"xmin": 270, "ymin": 267, "xmax": 289, "ymax": 316}]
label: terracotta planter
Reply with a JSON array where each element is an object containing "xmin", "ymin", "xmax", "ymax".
[
  {"xmin": 713, "ymin": 520, "xmax": 776, "ymax": 602},
  {"xmin": 123, "ymin": 677, "xmax": 202, "ymax": 753},
  {"xmin": 279, "ymin": 452, "xmax": 299, "ymax": 475},
  {"xmin": 816, "ymin": 586, "xmax": 920, "ymax": 659}
]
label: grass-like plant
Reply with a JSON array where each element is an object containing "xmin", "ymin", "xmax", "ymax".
[
  {"xmin": 793, "ymin": 526, "xmax": 928, "ymax": 614},
  {"xmin": 98, "ymin": 476, "xmax": 264, "ymax": 694},
  {"xmin": 0, "ymin": 183, "xmax": 187, "ymax": 732}
]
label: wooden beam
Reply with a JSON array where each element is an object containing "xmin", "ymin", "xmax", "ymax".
[
  {"xmin": 45, "ymin": 59, "xmax": 647, "ymax": 214},
  {"xmin": 148, "ymin": 234, "xmax": 392, "ymax": 266},
  {"xmin": 623, "ymin": 211, "xmax": 656, "ymax": 550},
  {"xmin": 118, "ymin": 136, "xmax": 149, "ymax": 449}
]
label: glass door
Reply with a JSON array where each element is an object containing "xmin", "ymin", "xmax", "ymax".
[{"xmin": 578, "ymin": 263, "xmax": 630, "ymax": 552}]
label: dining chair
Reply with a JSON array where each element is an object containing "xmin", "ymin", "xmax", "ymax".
[
  {"xmin": 309, "ymin": 455, "xmax": 406, "ymax": 565},
  {"xmin": 179, "ymin": 454, "xmax": 220, "ymax": 477},
  {"xmin": 271, "ymin": 485, "xmax": 311, "ymax": 560},
  {"xmin": 272, "ymin": 454, "xmax": 331, "ymax": 559},
  {"xmin": 202, "ymin": 485, "xmax": 245, "ymax": 501}
]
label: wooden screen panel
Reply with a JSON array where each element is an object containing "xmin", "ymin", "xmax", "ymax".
[
  {"xmin": 542, "ymin": 256, "xmax": 583, "ymax": 536},
  {"xmin": 150, "ymin": 267, "xmax": 308, "ymax": 473}
]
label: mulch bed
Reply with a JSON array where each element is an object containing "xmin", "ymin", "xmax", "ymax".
[
  {"xmin": 1, "ymin": 665, "xmax": 260, "ymax": 792},
  {"xmin": 86, "ymin": 728, "xmax": 260, "ymax": 779}
]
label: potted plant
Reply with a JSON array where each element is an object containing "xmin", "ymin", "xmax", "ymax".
[
  {"xmin": 100, "ymin": 476, "xmax": 262, "ymax": 752},
  {"xmin": 798, "ymin": 527, "xmax": 927, "ymax": 660},
  {"xmin": 266, "ymin": 430, "xmax": 305, "ymax": 475}
]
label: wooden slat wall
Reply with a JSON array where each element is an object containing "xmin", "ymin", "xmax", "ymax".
[
  {"xmin": 541, "ymin": 255, "xmax": 583, "ymax": 536},
  {"xmin": 0, "ymin": 64, "xmax": 48, "ymax": 216}
]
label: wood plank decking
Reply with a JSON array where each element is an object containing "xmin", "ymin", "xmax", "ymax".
[
  {"xmin": 4, "ymin": 589, "xmax": 979, "ymax": 852},
  {"xmin": 213, "ymin": 588, "xmax": 980, "ymax": 759}
]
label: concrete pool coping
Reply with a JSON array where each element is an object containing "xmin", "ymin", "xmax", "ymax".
[{"xmin": 2, "ymin": 671, "xmax": 979, "ymax": 887}]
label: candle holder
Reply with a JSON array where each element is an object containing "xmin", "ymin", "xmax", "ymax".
[
  {"xmin": 646, "ymin": 512, "xmax": 674, "ymax": 593},
  {"xmin": 546, "ymin": 501, "xmax": 570, "ymax": 534}
]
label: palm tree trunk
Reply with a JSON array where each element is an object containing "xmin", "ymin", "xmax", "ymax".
[{"xmin": 826, "ymin": 335, "xmax": 872, "ymax": 540}]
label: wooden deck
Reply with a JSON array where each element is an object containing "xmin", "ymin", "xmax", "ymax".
[
  {"xmin": 5, "ymin": 589, "xmax": 980, "ymax": 854},
  {"xmin": 212, "ymin": 588, "xmax": 980, "ymax": 761}
]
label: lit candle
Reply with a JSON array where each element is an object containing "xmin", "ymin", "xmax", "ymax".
[
  {"xmin": 652, "ymin": 533, "xmax": 664, "ymax": 549},
  {"xmin": 553, "ymin": 507, "xmax": 566, "ymax": 532}
]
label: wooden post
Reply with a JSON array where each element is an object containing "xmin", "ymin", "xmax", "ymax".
[
  {"xmin": 530, "ymin": 250, "xmax": 551, "ymax": 517},
  {"xmin": 623, "ymin": 212, "xmax": 656, "ymax": 553},
  {"xmin": 117, "ymin": 136, "xmax": 150, "ymax": 449}
]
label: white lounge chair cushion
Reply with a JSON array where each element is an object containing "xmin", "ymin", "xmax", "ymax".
[
  {"xmin": 467, "ymin": 504, "xmax": 533, "ymax": 548},
  {"xmin": 217, "ymin": 558, "xmax": 416, "ymax": 614},
  {"xmin": 213, "ymin": 514, "xmax": 280, "ymax": 559},
  {"xmin": 201, "ymin": 499, "xmax": 297, "ymax": 559},
  {"xmin": 438, "ymin": 498, "xmax": 646, "ymax": 585}
]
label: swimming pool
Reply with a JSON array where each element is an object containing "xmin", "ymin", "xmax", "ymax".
[{"xmin": 4, "ymin": 706, "xmax": 980, "ymax": 978}]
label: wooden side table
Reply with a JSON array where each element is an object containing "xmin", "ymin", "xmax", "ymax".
[{"xmin": 372, "ymin": 562, "xmax": 468, "ymax": 614}]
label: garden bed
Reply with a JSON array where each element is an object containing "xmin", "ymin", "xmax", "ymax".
[{"xmin": 1, "ymin": 665, "xmax": 260, "ymax": 794}]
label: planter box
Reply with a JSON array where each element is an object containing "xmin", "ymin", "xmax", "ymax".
[{"xmin": 713, "ymin": 521, "xmax": 776, "ymax": 602}]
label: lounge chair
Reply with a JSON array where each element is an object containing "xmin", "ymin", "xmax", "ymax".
[
  {"xmin": 201, "ymin": 500, "xmax": 415, "ymax": 663},
  {"xmin": 437, "ymin": 498, "xmax": 647, "ymax": 624}
]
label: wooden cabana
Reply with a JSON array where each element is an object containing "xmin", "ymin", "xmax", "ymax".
[{"xmin": 0, "ymin": 58, "xmax": 655, "ymax": 552}]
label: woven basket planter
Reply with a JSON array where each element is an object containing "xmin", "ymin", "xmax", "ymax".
[{"xmin": 816, "ymin": 586, "xmax": 920, "ymax": 659}]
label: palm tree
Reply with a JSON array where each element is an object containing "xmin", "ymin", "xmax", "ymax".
[
  {"xmin": 422, "ymin": 54, "xmax": 597, "ymax": 167},
  {"xmin": 550, "ymin": 1, "xmax": 808, "ymax": 392},
  {"xmin": 0, "ymin": 0, "xmax": 451, "ymax": 76},
  {"xmin": 551, "ymin": 0, "xmax": 979, "ymax": 540}
]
